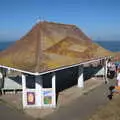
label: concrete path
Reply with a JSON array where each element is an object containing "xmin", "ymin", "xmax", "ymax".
[
  {"xmin": 0, "ymin": 78, "xmax": 115, "ymax": 120},
  {"xmin": 0, "ymin": 101, "xmax": 35, "ymax": 120},
  {"xmin": 44, "ymin": 79, "xmax": 115, "ymax": 120}
]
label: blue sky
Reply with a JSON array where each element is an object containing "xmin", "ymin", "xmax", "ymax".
[{"xmin": 0, "ymin": 0, "xmax": 120, "ymax": 41}]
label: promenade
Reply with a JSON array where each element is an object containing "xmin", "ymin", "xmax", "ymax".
[{"xmin": 0, "ymin": 77, "xmax": 115, "ymax": 120}]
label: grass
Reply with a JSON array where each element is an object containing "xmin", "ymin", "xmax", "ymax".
[{"xmin": 89, "ymin": 95, "xmax": 120, "ymax": 120}]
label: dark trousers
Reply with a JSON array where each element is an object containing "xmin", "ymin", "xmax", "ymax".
[{"xmin": 109, "ymin": 71, "xmax": 115, "ymax": 79}]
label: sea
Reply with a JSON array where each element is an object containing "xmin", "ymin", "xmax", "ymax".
[
  {"xmin": 0, "ymin": 40, "xmax": 120, "ymax": 52},
  {"xmin": 96, "ymin": 41, "xmax": 120, "ymax": 52},
  {"xmin": 0, "ymin": 41, "xmax": 15, "ymax": 51}
]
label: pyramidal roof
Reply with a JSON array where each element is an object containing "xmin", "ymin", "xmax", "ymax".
[{"xmin": 0, "ymin": 21, "xmax": 112, "ymax": 73}]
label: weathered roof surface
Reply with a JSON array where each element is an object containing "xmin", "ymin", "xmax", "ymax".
[{"xmin": 0, "ymin": 21, "xmax": 113, "ymax": 73}]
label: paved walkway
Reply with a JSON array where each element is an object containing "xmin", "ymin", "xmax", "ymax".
[
  {"xmin": 0, "ymin": 78, "xmax": 115, "ymax": 120},
  {"xmin": 0, "ymin": 101, "xmax": 34, "ymax": 120},
  {"xmin": 44, "ymin": 79, "xmax": 115, "ymax": 120},
  {"xmin": 0, "ymin": 77, "xmax": 104, "ymax": 119}
]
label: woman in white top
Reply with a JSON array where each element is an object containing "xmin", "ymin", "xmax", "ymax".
[{"xmin": 117, "ymin": 69, "xmax": 120, "ymax": 86}]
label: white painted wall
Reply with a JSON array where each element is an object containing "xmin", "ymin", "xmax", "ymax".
[
  {"xmin": 77, "ymin": 66, "xmax": 84, "ymax": 88},
  {"xmin": 52, "ymin": 73, "xmax": 56, "ymax": 108},
  {"xmin": 35, "ymin": 75, "xmax": 43, "ymax": 107}
]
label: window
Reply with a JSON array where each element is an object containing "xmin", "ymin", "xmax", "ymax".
[{"xmin": 26, "ymin": 75, "xmax": 35, "ymax": 89}]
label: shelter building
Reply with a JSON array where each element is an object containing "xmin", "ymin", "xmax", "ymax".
[{"xmin": 0, "ymin": 21, "xmax": 112, "ymax": 108}]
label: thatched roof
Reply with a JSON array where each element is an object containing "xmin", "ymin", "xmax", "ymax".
[{"xmin": 0, "ymin": 21, "xmax": 113, "ymax": 73}]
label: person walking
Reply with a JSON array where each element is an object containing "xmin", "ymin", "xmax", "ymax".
[
  {"xmin": 116, "ymin": 69, "xmax": 120, "ymax": 86},
  {"xmin": 107, "ymin": 60, "xmax": 116, "ymax": 79},
  {"xmin": 108, "ymin": 69, "xmax": 120, "ymax": 100}
]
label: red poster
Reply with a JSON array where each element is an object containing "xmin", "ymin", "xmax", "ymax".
[{"xmin": 27, "ymin": 92, "xmax": 35, "ymax": 105}]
